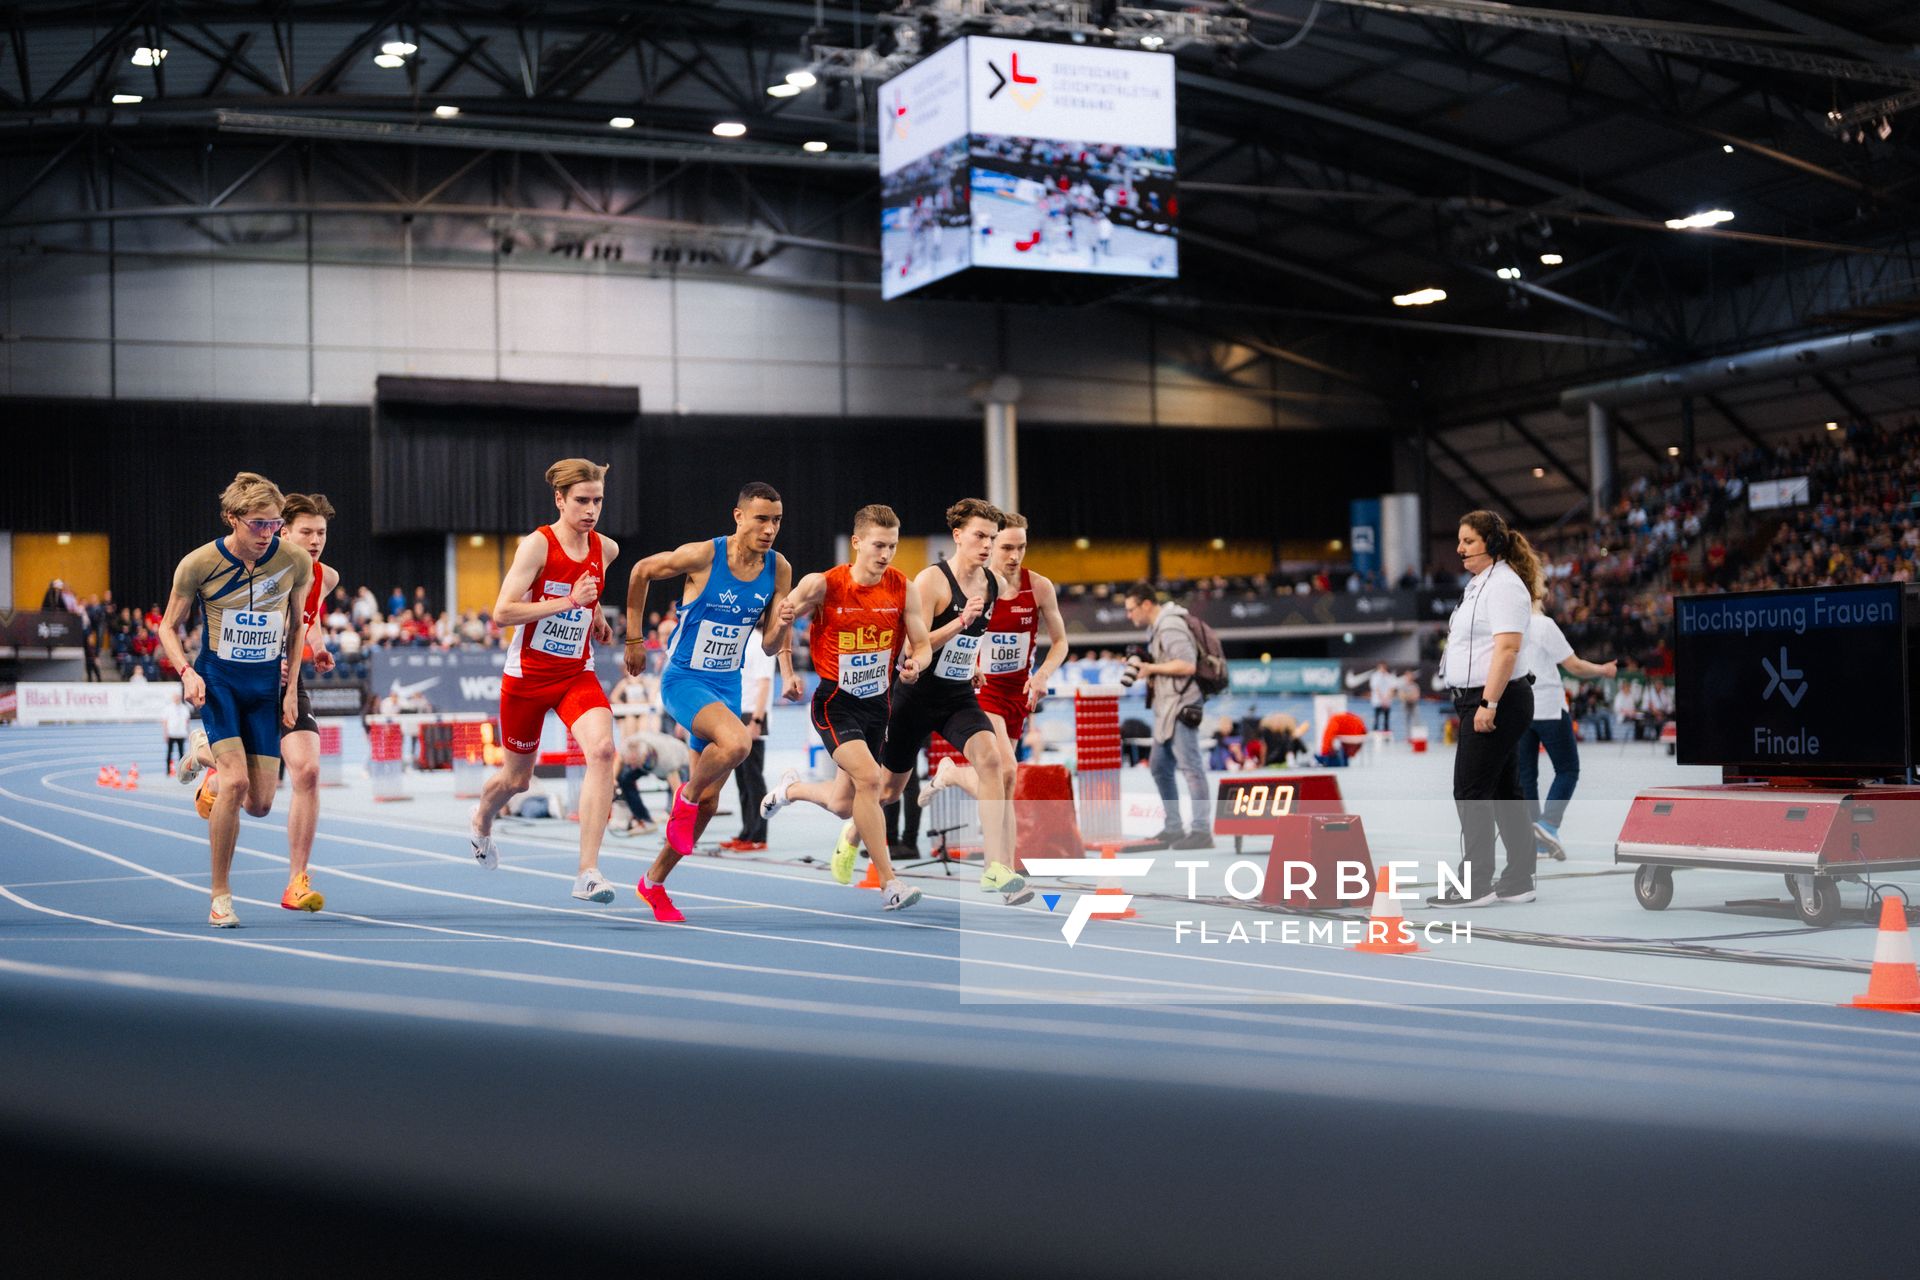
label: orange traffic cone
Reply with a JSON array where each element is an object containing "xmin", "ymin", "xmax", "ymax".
[
  {"xmin": 96, "ymin": 765, "xmax": 111, "ymax": 787},
  {"xmin": 1848, "ymin": 895, "xmax": 1920, "ymax": 1013},
  {"xmin": 104, "ymin": 765, "xmax": 120, "ymax": 789},
  {"xmin": 124, "ymin": 764, "xmax": 140, "ymax": 790},
  {"xmin": 1091, "ymin": 843, "xmax": 1137, "ymax": 920},
  {"xmin": 1352, "ymin": 865, "xmax": 1421, "ymax": 955},
  {"xmin": 858, "ymin": 859, "xmax": 884, "ymax": 890}
]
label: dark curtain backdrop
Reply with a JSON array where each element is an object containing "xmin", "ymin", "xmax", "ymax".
[
  {"xmin": 4, "ymin": 398, "xmax": 1395, "ymax": 610},
  {"xmin": 373, "ymin": 407, "xmax": 643, "ymax": 535},
  {"xmin": 1, "ymin": 398, "xmax": 440, "ymax": 611},
  {"xmin": 1017, "ymin": 424, "xmax": 1394, "ymax": 540}
]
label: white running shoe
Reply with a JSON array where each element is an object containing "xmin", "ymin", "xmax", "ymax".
[
  {"xmin": 572, "ymin": 868, "xmax": 616, "ymax": 903},
  {"xmin": 208, "ymin": 893, "xmax": 238, "ymax": 928},
  {"xmin": 469, "ymin": 806, "xmax": 499, "ymax": 870},
  {"xmin": 882, "ymin": 880, "xmax": 923, "ymax": 912},
  {"xmin": 177, "ymin": 728, "xmax": 210, "ymax": 788},
  {"xmin": 760, "ymin": 768, "xmax": 799, "ymax": 821},
  {"xmin": 918, "ymin": 756, "xmax": 961, "ymax": 808}
]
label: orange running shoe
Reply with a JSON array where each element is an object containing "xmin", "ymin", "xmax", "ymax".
[
  {"xmin": 194, "ymin": 775, "xmax": 217, "ymax": 820},
  {"xmin": 281, "ymin": 873, "xmax": 325, "ymax": 912}
]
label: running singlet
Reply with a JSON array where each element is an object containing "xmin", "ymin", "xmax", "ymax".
[
  {"xmin": 926, "ymin": 560, "xmax": 997, "ymax": 684},
  {"xmin": 502, "ymin": 526, "xmax": 603, "ymax": 689},
  {"xmin": 811, "ymin": 565, "xmax": 908, "ymax": 699},
  {"xmin": 980, "ymin": 567, "xmax": 1038, "ymax": 694},
  {"xmin": 300, "ymin": 557, "xmax": 327, "ymax": 662},
  {"xmin": 668, "ymin": 536, "xmax": 777, "ymax": 675},
  {"xmin": 171, "ymin": 536, "xmax": 312, "ymax": 682}
]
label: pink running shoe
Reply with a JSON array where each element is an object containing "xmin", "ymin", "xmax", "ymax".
[
  {"xmin": 665, "ymin": 782, "xmax": 699, "ymax": 855},
  {"xmin": 637, "ymin": 879, "xmax": 686, "ymax": 923}
]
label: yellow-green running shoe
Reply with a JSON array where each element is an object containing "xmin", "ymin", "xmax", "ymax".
[
  {"xmin": 830, "ymin": 820, "xmax": 860, "ymax": 885},
  {"xmin": 980, "ymin": 861, "xmax": 1034, "ymax": 905}
]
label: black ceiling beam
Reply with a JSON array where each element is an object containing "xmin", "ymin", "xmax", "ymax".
[
  {"xmin": 1703, "ymin": 393, "xmax": 1770, "ymax": 450},
  {"xmin": 1812, "ymin": 371, "xmax": 1881, "ymax": 432},
  {"xmin": 33, "ymin": 2, "xmax": 150, "ymax": 107},
  {"xmin": 1428, "ymin": 430, "xmax": 1525, "ymax": 524},
  {"xmin": 1610, "ymin": 408, "xmax": 1667, "ymax": 464},
  {"xmin": 1503, "ymin": 414, "xmax": 1588, "ymax": 491}
]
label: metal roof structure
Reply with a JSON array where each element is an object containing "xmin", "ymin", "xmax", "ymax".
[{"xmin": 4, "ymin": 1, "xmax": 1918, "ymax": 520}]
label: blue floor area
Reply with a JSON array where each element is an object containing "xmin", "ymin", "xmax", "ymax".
[{"xmin": 6, "ymin": 723, "xmax": 1920, "ymax": 1275}]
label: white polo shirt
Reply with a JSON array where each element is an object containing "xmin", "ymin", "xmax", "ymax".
[
  {"xmin": 1441, "ymin": 561, "xmax": 1532, "ymax": 689},
  {"xmin": 1522, "ymin": 612, "xmax": 1575, "ymax": 721},
  {"xmin": 738, "ymin": 637, "xmax": 777, "ymax": 717}
]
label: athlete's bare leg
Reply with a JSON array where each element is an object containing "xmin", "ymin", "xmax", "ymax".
[
  {"xmin": 780, "ymin": 747, "xmax": 904, "ymax": 885},
  {"xmin": 648, "ymin": 700, "xmax": 752, "ymax": 881},
  {"xmin": 281, "ymin": 729, "xmax": 321, "ymax": 879},
  {"xmin": 207, "ymin": 748, "xmax": 250, "ymax": 897},
  {"xmin": 475, "ymin": 751, "xmax": 536, "ymax": 835},
  {"xmin": 926, "ymin": 712, "xmax": 1020, "ymax": 855},
  {"xmin": 567, "ymin": 706, "xmax": 619, "ymax": 874},
  {"xmin": 961, "ymin": 727, "xmax": 1011, "ymax": 872}
]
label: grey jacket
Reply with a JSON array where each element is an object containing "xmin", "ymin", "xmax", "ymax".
[{"xmin": 1147, "ymin": 603, "xmax": 1204, "ymax": 743}]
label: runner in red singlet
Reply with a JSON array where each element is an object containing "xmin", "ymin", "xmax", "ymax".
[
  {"xmin": 758, "ymin": 504, "xmax": 932, "ymax": 910},
  {"xmin": 466, "ymin": 459, "xmax": 623, "ymax": 905},
  {"xmin": 277, "ymin": 492, "xmax": 341, "ymax": 911}
]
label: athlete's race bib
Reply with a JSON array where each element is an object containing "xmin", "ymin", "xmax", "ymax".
[
  {"xmin": 529, "ymin": 606, "xmax": 590, "ymax": 659},
  {"xmin": 691, "ymin": 618, "xmax": 748, "ymax": 672},
  {"xmin": 216, "ymin": 608, "xmax": 286, "ymax": 663},
  {"xmin": 933, "ymin": 632, "xmax": 983, "ymax": 682},
  {"xmin": 983, "ymin": 631, "xmax": 1032, "ymax": 676},
  {"xmin": 839, "ymin": 649, "xmax": 891, "ymax": 699}
]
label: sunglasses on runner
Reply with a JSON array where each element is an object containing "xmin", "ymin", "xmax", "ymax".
[{"xmin": 242, "ymin": 518, "xmax": 285, "ymax": 534}]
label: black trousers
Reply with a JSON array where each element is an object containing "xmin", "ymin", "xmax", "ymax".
[
  {"xmin": 1372, "ymin": 705, "xmax": 1391, "ymax": 731},
  {"xmin": 617, "ymin": 766, "xmax": 652, "ymax": 824},
  {"xmin": 884, "ymin": 768, "xmax": 922, "ymax": 847},
  {"xmin": 1452, "ymin": 680, "xmax": 1536, "ymax": 894},
  {"xmin": 733, "ymin": 737, "xmax": 768, "ymax": 842}
]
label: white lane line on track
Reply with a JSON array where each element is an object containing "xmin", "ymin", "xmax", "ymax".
[
  {"xmin": 8, "ymin": 879, "xmax": 1920, "ymax": 1106},
  {"xmin": 13, "ymin": 754, "xmax": 1855, "ymax": 1014},
  {"xmin": 8, "ymin": 762, "xmax": 1920, "ymax": 1067}
]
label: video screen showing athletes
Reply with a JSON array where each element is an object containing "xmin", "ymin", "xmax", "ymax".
[
  {"xmin": 880, "ymin": 137, "xmax": 973, "ymax": 300},
  {"xmin": 969, "ymin": 137, "xmax": 1177, "ymax": 279}
]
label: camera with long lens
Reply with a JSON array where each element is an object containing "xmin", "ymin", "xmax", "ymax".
[{"xmin": 1118, "ymin": 646, "xmax": 1147, "ymax": 688}]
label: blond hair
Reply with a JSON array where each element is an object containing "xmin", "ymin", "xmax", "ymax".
[
  {"xmin": 853, "ymin": 504, "xmax": 899, "ymax": 534},
  {"xmin": 545, "ymin": 458, "xmax": 609, "ymax": 494},
  {"xmin": 220, "ymin": 471, "xmax": 284, "ymax": 518}
]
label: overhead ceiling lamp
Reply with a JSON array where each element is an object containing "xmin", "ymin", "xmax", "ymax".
[
  {"xmin": 1664, "ymin": 208, "xmax": 1735, "ymax": 230},
  {"xmin": 1140, "ymin": 35, "xmax": 1166, "ymax": 50},
  {"xmin": 1722, "ymin": 143, "xmax": 1736, "ymax": 153},
  {"xmin": 1826, "ymin": 420, "xmax": 1839, "ymax": 430},
  {"xmin": 802, "ymin": 140, "xmax": 829, "ymax": 153},
  {"xmin": 373, "ymin": 52, "xmax": 406, "ymax": 68},
  {"xmin": 433, "ymin": 104, "xmax": 460, "ymax": 118},
  {"xmin": 1392, "ymin": 287, "xmax": 1447, "ymax": 307},
  {"xmin": 1539, "ymin": 252, "xmax": 1564, "ymax": 266},
  {"xmin": 111, "ymin": 93, "xmax": 143, "ymax": 104},
  {"xmin": 1210, "ymin": 538, "xmax": 1226, "ymax": 550},
  {"xmin": 784, "ymin": 69, "xmax": 818, "ymax": 88},
  {"xmin": 1496, "ymin": 266, "xmax": 1522, "ymax": 280},
  {"xmin": 608, "ymin": 116, "xmax": 635, "ymax": 129},
  {"xmin": 1667, "ymin": 445, "xmax": 1681, "ymax": 457},
  {"xmin": 1532, "ymin": 467, "xmax": 1546, "ymax": 478},
  {"xmin": 380, "ymin": 40, "xmax": 418, "ymax": 57},
  {"xmin": 130, "ymin": 47, "xmax": 168, "ymax": 67},
  {"xmin": 767, "ymin": 83, "xmax": 801, "ymax": 97},
  {"xmin": 713, "ymin": 121, "xmax": 747, "ymax": 138}
]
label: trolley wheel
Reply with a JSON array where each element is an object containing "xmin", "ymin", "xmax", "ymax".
[
  {"xmin": 1790, "ymin": 874, "xmax": 1843, "ymax": 928},
  {"xmin": 1633, "ymin": 865, "xmax": 1673, "ymax": 911}
]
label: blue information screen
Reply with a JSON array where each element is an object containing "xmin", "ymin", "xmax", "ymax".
[{"xmin": 1672, "ymin": 584, "xmax": 1910, "ymax": 772}]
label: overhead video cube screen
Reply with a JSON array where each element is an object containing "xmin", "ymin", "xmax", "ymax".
[{"xmin": 879, "ymin": 37, "xmax": 1178, "ymax": 300}]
